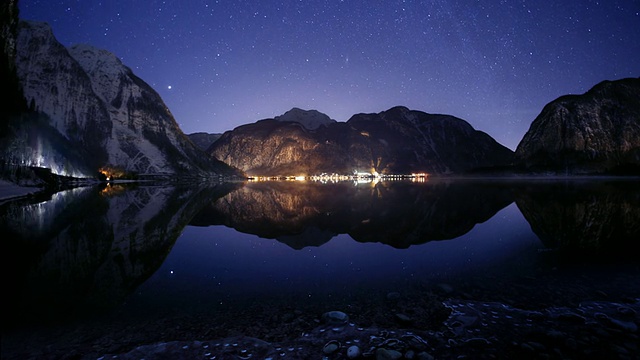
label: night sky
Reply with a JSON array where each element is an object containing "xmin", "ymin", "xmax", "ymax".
[{"xmin": 18, "ymin": 1, "xmax": 640, "ymax": 150}]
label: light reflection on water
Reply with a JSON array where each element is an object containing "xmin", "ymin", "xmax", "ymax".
[
  {"xmin": 132, "ymin": 203, "xmax": 540, "ymax": 314},
  {"xmin": 1, "ymin": 179, "xmax": 639, "ymax": 343}
]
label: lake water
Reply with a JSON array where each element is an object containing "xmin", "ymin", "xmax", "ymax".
[{"xmin": 1, "ymin": 178, "xmax": 639, "ymax": 359}]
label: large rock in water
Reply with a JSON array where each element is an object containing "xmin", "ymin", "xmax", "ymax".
[
  {"xmin": 14, "ymin": 20, "xmax": 240, "ymax": 178},
  {"xmin": 515, "ymin": 77, "xmax": 640, "ymax": 174},
  {"xmin": 208, "ymin": 106, "xmax": 514, "ymax": 176}
]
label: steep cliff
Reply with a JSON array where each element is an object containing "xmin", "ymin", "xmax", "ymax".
[
  {"xmin": 14, "ymin": 20, "xmax": 239, "ymax": 178},
  {"xmin": 209, "ymin": 118, "xmax": 349, "ymax": 176},
  {"xmin": 209, "ymin": 106, "xmax": 514, "ymax": 176},
  {"xmin": 515, "ymin": 77, "xmax": 640, "ymax": 174},
  {"xmin": 346, "ymin": 106, "xmax": 515, "ymax": 174},
  {"xmin": 1, "ymin": 0, "xmax": 27, "ymax": 126},
  {"xmin": 15, "ymin": 21, "xmax": 111, "ymax": 170}
]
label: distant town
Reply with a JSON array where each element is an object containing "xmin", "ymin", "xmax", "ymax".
[{"xmin": 247, "ymin": 172, "xmax": 429, "ymax": 183}]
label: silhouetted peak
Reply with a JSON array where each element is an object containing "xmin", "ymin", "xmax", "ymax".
[{"xmin": 274, "ymin": 107, "xmax": 336, "ymax": 130}]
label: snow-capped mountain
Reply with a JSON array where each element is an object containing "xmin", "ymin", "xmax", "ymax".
[{"xmin": 14, "ymin": 20, "xmax": 240, "ymax": 178}]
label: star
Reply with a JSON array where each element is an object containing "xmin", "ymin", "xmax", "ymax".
[{"xmin": 17, "ymin": 0, "xmax": 640, "ymax": 150}]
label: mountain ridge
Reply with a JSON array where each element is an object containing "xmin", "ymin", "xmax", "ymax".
[
  {"xmin": 187, "ymin": 132, "xmax": 222, "ymax": 151},
  {"xmin": 274, "ymin": 107, "xmax": 337, "ymax": 130},
  {"xmin": 4, "ymin": 18, "xmax": 638, "ymax": 180},
  {"xmin": 12, "ymin": 20, "xmax": 241, "ymax": 179},
  {"xmin": 208, "ymin": 105, "xmax": 515, "ymax": 176}
]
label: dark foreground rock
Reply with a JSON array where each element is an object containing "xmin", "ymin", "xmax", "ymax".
[
  {"xmin": 4, "ymin": 273, "xmax": 638, "ymax": 360},
  {"xmin": 93, "ymin": 297, "xmax": 639, "ymax": 360}
]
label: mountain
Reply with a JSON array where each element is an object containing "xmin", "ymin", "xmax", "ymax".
[
  {"xmin": 515, "ymin": 77, "xmax": 640, "ymax": 174},
  {"xmin": 1, "ymin": 0, "xmax": 27, "ymax": 131},
  {"xmin": 274, "ymin": 107, "xmax": 337, "ymax": 130},
  {"xmin": 13, "ymin": 20, "xmax": 240, "ymax": 179},
  {"xmin": 208, "ymin": 106, "xmax": 514, "ymax": 176},
  {"xmin": 187, "ymin": 132, "xmax": 222, "ymax": 151}
]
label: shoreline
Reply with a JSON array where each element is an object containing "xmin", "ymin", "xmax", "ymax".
[
  {"xmin": 0, "ymin": 180, "xmax": 43, "ymax": 204},
  {"xmin": 2, "ymin": 174, "xmax": 638, "ymax": 203}
]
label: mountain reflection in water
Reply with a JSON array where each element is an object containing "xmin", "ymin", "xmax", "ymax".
[
  {"xmin": 515, "ymin": 180, "xmax": 640, "ymax": 260},
  {"xmin": 1, "ymin": 182, "xmax": 240, "ymax": 327},
  {"xmin": 1, "ymin": 178, "xmax": 639, "ymax": 359},
  {"xmin": 190, "ymin": 180, "xmax": 515, "ymax": 249}
]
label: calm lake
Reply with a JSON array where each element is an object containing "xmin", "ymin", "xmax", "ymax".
[{"xmin": 2, "ymin": 178, "xmax": 639, "ymax": 359}]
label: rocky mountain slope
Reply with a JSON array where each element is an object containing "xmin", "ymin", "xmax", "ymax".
[
  {"xmin": 1, "ymin": 0, "xmax": 27, "ymax": 129},
  {"xmin": 515, "ymin": 77, "xmax": 640, "ymax": 174},
  {"xmin": 13, "ymin": 20, "xmax": 239, "ymax": 178},
  {"xmin": 208, "ymin": 106, "xmax": 514, "ymax": 176}
]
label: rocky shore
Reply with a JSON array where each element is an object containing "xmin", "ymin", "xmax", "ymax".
[
  {"xmin": 4, "ymin": 268, "xmax": 639, "ymax": 360},
  {"xmin": 91, "ymin": 296, "xmax": 638, "ymax": 360}
]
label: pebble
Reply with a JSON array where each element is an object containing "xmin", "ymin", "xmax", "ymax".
[
  {"xmin": 463, "ymin": 337, "xmax": 490, "ymax": 347},
  {"xmin": 322, "ymin": 311, "xmax": 349, "ymax": 325},
  {"xmin": 401, "ymin": 334, "xmax": 429, "ymax": 350},
  {"xmin": 602, "ymin": 317, "xmax": 638, "ymax": 332},
  {"xmin": 376, "ymin": 347, "xmax": 403, "ymax": 360},
  {"xmin": 617, "ymin": 306, "xmax": 636, "ymax": 316},
  {"xmin": 322, "ymin": 340, "xmax": 340, "ymax": 355},
  {"xmin": 395, "ymin": 313, "xmax": 412, "ymax": 323},
  {"xmin": 347, "ymin": 345, "xmax": 361, "ymax": 358},
  {"xmin": 416, "ymin": 352, "xmax": 435, "ymax": 360}
]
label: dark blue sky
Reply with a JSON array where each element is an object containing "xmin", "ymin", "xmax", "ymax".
[{"xmin": 19, "ymin": 0, "xmax": 640, "ymax": 150}]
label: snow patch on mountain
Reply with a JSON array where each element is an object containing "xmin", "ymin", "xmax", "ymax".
[{"xmin": 68, "ymin": 44, "xmax": 135, "ymax": 105}]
